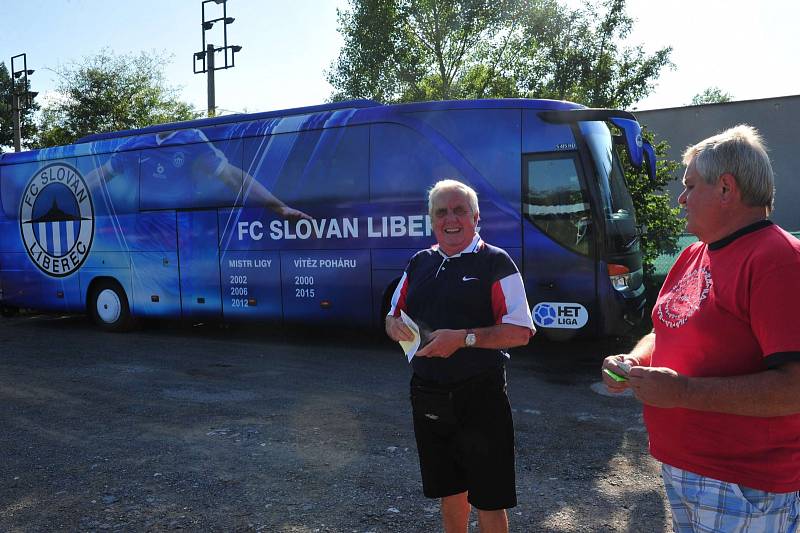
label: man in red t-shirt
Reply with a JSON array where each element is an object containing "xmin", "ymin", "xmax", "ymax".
[{"xmin": 603, "ymin": 125, "xmax": 800, "ymax": 532}]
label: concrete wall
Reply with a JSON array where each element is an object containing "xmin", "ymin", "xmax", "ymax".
[{"xmin": 635, "ymin": 95, "xmax": 800, "ymax": 231}]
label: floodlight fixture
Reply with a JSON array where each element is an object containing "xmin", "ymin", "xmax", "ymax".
[
  {"xmin": 10, "ymin": 53, "xmax": 35, "ymax": 152},
  {"xmin": 194, "ymin": 0, "xmax": 242, "ymax": 116}
]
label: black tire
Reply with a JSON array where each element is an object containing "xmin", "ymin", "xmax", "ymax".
[
  {"xmin": 88, "ymin": 280, "xmax": 133, "ymax": 332},
  {"xmin": 0, "ymin": 304, "xmax": 19, "ymax": 318}
]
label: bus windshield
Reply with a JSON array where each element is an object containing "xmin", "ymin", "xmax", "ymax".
[{"xmin": 579, "ymin": 121, "xmax": 638, "ymax": 251}]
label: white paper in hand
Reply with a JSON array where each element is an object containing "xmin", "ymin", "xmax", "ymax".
[{"xmin": 398, "ymin": 310, "xmax": 421, "ymax": 362}]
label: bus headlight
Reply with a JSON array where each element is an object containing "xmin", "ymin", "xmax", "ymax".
[{"xmin": 608, "ymin": 264, "xmax": 631, "ymax": 291}]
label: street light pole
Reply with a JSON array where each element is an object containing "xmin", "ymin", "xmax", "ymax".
[
  {"xmin": 12, "ymin": 93, "xmax": 21, "ymax": 152},
  {"xmin": 193, "ymin": 0, "xmax": 242, "ymax": 118},
  {"xmin": 10, "ymin": 53, "xmax": 36, "ymax": 152},
  {"xmin": 206, "ymin": 43, "xmax": 216, "ymax": 116}
]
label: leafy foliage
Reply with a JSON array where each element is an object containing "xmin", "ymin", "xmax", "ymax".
[
  {"xmin": 330, "ymin": 0, "xmax": 681, "ymax": 280},
  {"xmin": 328, "ymin": 0, "xmax": 673, "ymax": 108},
  {"xmin": 36, "ymin": 50, "xmax": 200, "ymax": 147},
  {"xmin": 518, "ymin": 0, "xmax": 673, "ymax": 108},
  {"xmin": 690, "ymin": 86, "xmax": 733, "ymax": 105},
  {"xmin": 623, "ymin": 130, "xmax": 684, "ymax": 279},
  {"xmin": 0, "ymin": 62, "xmax": 40, "ymax": 150}
]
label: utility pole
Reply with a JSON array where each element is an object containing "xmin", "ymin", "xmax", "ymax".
[
  {"xmin": 10, "ymin": 53, "xmax": 36, "ymax": 152},
  {"xmin": 206, "ymin": 43, "xmax": 216, "ymax": 116},
  {"xmin": 193, "ymin": 0, "xmax": 242, "ymax": 118},
  {"xmin": 12, "ymin": 93, "xmax": 21, "ymax": 152}
]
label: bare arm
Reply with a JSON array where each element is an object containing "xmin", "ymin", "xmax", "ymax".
[
  {"xmin": 624, "ymin": 332, "xmax": 655, "ymax": 366},
  {"xmin": 601, "ymin": 331, "xmax": 654, "ymax": 392},
  {"xmin": 385, "ymin": 314, "xmax": 414, "ymax": 342},
  {"xmin": 220, "ymin": 163, "xmax": 312, "ymax": 220},
  {"xmin": 416, "ymin": 323, "xmax": 532, "ymax": 358},
  {"xmin": 629, "ymin": 360, "xmax": 800, "ymax": 417}
]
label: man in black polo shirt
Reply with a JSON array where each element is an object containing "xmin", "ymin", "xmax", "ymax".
[{"xmin": 386, "ymin": 179, "xmax": 535, "ymax": 533}]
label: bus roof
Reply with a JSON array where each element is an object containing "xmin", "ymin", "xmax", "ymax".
[
  {"xmin": 74, "ymin": 98, "xmax": 582, "ymax": 144},
  {"xmin": 1, "ymin": 98, "xmax": 585, "ymax": 164},
  {"xmin": 75, "ymin": 99, "xmax": 384, "ymax": 143}
]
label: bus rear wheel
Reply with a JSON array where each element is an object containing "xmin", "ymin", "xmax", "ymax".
[
  {"xmin": 0, "ymin": 304, "xmax": 19, "ymax": 317},
  {"xmin": 89, "ymin": 280, "xmax": 133, "ymax": 332}
]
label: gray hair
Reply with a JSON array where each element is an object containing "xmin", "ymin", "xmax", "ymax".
[
  {"xmin": 428, "ymin": 179, "xmax": 479, "ymax": 216},
  {"xmin": 683, "ymin": 124, "xmax": 774, "ymax": 213}
]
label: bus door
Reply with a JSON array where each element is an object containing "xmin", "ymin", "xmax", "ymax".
[
  {"xmin": 217, "ymin": 208, "xmax": 283, "ymax": 323},
  {"xmin": 522, "ymin": 153, "xmax": 598, "ymax": 337},
  {"xmin": 177, "ymin": 210, "xmax": 222, "ymax": 319}
]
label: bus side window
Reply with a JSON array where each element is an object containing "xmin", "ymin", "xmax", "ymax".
[
  {"xmin": 77, "ymin": 153, "xmax": 140, "ymax": 215},
  {"xmin": 524, "ymin": 155, "xmax": 592, "ymax": 256},
  {"xmin": 404, "ymin": 109, "xmax": 521, "ymax": 205},
  {"xmin": 243, "ymin": 126, "xmax": 369, "ymax": 206},
  {"xmin": 0, "ymin": 163, "xmax": 36, "ymax": 219},
  {"xmin": 139, "ymin": 135, "xmax": 243, "ymax": 210},
  {"xmin": 370, "ymin": 124, "xmax": 458, "ymax": 201}
]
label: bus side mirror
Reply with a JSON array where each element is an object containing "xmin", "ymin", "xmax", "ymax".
[
  {"xmin": 609, "ymin": 117, "xmax": 643, "ymax": 170},
  {"xmin": 643, "ymin": 141, "xmax": 656, "ymax": 181}
]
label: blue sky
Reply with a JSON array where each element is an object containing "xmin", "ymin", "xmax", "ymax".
[{"xmin": 2, "ymin": 0, "xmax": 798, "ymax": 115}]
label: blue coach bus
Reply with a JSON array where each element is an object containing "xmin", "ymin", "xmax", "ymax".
[{"xmin": 0, "ymin": 99, "xmax": 655, "ymax": 337}]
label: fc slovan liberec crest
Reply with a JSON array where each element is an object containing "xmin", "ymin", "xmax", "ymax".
[{"xmin": 19, "ymin": 162, "xmax": 94, "ymax": 277}]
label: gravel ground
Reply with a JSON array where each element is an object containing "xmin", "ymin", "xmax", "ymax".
[{"xmin": 0, "ymin": 313, "xmax": 670, "ymax": 532}]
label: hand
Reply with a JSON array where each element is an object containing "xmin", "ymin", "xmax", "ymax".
[
  {"xmin": 385, "ymin": 315, "xmax": 415, "ymax": 342},
  {"xmin": 601, "ymin": 354, "xmax": 634, "ymax": 393},
  {"xmin": 278, "ymin": 206, "xmax": 313, "ymax": 221},
  {"xmin": 627, "ymin": 366, "xmax": 688, "ymax": 408},
  {"xmin": 416, "ymin": 329, "xmax": 463, "ymax": 358}
]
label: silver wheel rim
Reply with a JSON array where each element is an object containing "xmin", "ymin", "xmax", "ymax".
[{"xmin": 96, "ymin": 288, "xmax": 122, "ymax": 324}]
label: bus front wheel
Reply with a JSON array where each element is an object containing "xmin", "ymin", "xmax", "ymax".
[{"xmin": 89, "ymin": 281, "xmax": 133, "ymax": 332}]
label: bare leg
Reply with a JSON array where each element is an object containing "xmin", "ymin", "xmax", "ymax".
[
  {"xmin": 477, "ymin": 508, "xmax": 508, "ymax": 533},
  {"xmin": 441, "ymin": 492, "xmax": 470, "ymax": 533}
]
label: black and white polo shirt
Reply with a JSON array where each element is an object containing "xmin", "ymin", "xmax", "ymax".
[{"xmin": 389, "ymin": 234, "xmax": 534, "ymax": 383}]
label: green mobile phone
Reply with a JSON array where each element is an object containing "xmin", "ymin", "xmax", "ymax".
[{"xmin": 603, "ymin": 368, "xmax": 628, "ymax": 382}]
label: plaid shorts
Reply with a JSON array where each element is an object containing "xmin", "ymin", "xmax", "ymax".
[{"xmin": 662, "ymin": 463, "xmax": 800, "ymax": 532}]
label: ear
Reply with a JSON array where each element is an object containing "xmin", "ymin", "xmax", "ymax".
[{"xmin": 718, "ymin": 173, "xmax": 739, "ymax": 204}]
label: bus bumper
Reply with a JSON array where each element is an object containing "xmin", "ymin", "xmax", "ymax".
[{"xmin": 605, "ymin": 282, "xmax": 646, "ymax": 336}]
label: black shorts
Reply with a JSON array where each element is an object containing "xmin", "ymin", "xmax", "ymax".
[{"xmin": 410, "ymin": 367, "xmax": 516, "ymax": 510}]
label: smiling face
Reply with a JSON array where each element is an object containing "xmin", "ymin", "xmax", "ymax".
[{"xmin": 430, "ymin": 188, "xmax": 479, "ymax": 256}]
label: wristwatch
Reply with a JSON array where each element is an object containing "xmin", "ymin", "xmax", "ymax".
[{"xmin": 464, "ymin": 329, "xmax": 477, "ymax": 347}]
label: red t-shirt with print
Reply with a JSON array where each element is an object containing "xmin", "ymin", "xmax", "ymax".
[{"xmin": 646, "ymin": 221, "xmax": 800, "ymax": 492}]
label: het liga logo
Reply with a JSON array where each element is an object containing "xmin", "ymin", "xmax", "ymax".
[
  {"xmin": 532, "ymin": 302, "xmax": 588, "ymax": 329},
  {"xmin": 19, "ymin": 163, "xmax": 94, "ymax": 277}
]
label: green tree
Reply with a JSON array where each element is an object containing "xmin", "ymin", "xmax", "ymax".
[
  {"xmin": 690, "ymin": 86, "xmax": 733, "ymax": 105},
  {"xmin": 622, "ymin": 131, "xmax": 684, "ymax": 279},
  {"xmin": 328, "ymin": 0, "xmax": 672, "ymax": 107},
  {"xmin": 330, "ymin": 0, "xmax": 680, "ymax": 280},
  {"xmin": 518, "ymin": 0, "xmax": 673, "ymax": 108},
  {"xmin": 36, "ymin": 49, "xmax": 199, "ymax": 147},
  {"xmin": 0, "ymin": 62, "xmax": 40, "ymax": 150},
  {"xmin": 329, "ymin": 0, "xmax": 569, "ymax": 102}
]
